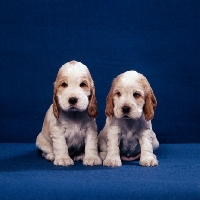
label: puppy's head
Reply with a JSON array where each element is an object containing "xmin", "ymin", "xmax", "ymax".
[
  {"xmin": 53, "ymin": 61, "xmax": 98, "ymax": 119},
  {"xmin": 105, "ymin": 71, "xmax": 157, "ymax": 121}
]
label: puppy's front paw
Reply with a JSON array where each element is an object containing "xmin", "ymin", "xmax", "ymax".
[
  {"xmin": 103, "ymin": 156, "xmax": 122, "ymax": 167},
  {"xmin": 83, "ymin": 155, "xmax": 102, "ymax": 166},
  {"xmin": 54, "ymin": 156, "xmax": 74, "ymax": 166},
  {"xmin": 140, "ymin": 154, "xmax": 158, "ymax": 167},
  {"xmin": 42, "ymin": 152, "xmax": 54, "ymax": 161}
]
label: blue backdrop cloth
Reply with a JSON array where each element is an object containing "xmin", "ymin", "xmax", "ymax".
[
  {"xmin": 0, "ymin": 143, "xmax": 200, "ymax": 200},
  {"xmin": 0, "ymin": 0, "xmax": 199, "ymax": 143},
  {"xmin": 0, "ymin": 0, "xmax": 200, "ymax": 199}
]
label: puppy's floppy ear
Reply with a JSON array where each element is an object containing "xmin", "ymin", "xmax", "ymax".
[
  {"xmin": 143, "ymin": 89, "xmax": 157, "ymax": 121},
  {"xmin": 53, "ymin": 82, "xmax": 59, "ymax": 120},
  {"xmin": 105, "ymin": 86, "xmax": 114, "ymax": 117},
  {"xmin": 88, "ymin": 85, "xmax": 98, "ymax": 118}
]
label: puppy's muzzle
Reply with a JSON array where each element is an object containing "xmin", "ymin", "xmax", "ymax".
[
  {"xmin": 68, "ymin": 97, "xmax": 78, "ymax": 105},
  {"xmin": 122, "ymin": 106, "xmax": 131, "ymax": 114}
]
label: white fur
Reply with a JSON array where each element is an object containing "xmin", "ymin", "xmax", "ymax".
[
  {"xmin": 57, "ymin": 63, "xmax": 91, "ymax": 112},
  {"xmin": 36, "ymin": 61, "xmax": 101, "ymax": 166},
  {"xmin": 98, "ymin": 71, "xmax": 159, "ymax": 167}
]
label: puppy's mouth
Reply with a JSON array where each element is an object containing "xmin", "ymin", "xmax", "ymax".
[
  {"xmin": 69, "ymin": 106, "xmax": 78, "ymax": 111},
  {"xmin": 122, "ymin": 115, "xmax": 131, "ymax": 119},
  {"xmin": 121, "ymin": 106, "xmax": 132, "ymax": 119},
  {"xmin": 68, "ymin": 97, "xmax": 78, "ymax": 111}
]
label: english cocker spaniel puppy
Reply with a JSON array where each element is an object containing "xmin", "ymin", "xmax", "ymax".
[
  {"xmin": 36, "ymin": 61, "xmax": 101, "ymax": 166},
  {"xmin": 98, "ymin": 71, "xmax": 159, "ymax": 167}
]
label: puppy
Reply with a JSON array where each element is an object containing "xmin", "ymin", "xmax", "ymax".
[
  {"xmin": 98, "ymin": 71, "xmax": 159, "ymax": 167},
  {"xmin": 36, "ymin": 61, "xmax": 101, "ymax": 166}
]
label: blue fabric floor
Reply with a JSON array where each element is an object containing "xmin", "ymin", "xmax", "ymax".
[{"xmin": 0, "ymin": 143, "xmax": 199, "ymax": 200}]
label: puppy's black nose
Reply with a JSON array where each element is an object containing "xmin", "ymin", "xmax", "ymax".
[
  {"xmin": 68, "ymin": 97, "xmax": 78, "ymax": 105},
  {"xmin": 122, "ymin": 106, "xmax": 131, "ymax": 114}
]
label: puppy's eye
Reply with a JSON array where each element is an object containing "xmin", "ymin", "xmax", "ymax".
[
  {"xmin": 80, "ymin": 82, "xmax": 87, "ymax": 87},
  {"xmin": 61, "ymin": 82, "xmax": 68, "ymax": 87},
  {"xmin": 116, "ymin": 92, "xmax": 121, "ymax": 97},
  {"xmin": 133, "ymin": 93, "xmax": 140, "ymax": 98}
]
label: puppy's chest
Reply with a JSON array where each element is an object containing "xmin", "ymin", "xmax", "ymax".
[
  {"xmin": 119, "ymin": 130, "xmax": 140, "ymax": 156},
  {"xmin": 63, "ymin": 124, "xmax": 86, "ymax": 147}
]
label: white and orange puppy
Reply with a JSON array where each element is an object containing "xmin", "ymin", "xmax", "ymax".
[
  {"xmin": 98, "ymin": 71, "xmax": 159, "ymax": 167},
  {"xmin": 36, "ymin": 61, "xmax": 101, "ymax": 166}
]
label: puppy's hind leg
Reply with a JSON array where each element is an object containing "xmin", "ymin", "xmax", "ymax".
[
  {"xmin": 152, "ymin": 131, "xmax": 159, "ymax": 150},
  {"xmin": 36, "ymin": 133, "xmax": 54, "ymax": 162},
  {"xmin": 74, "ymin": 153, "xmax": 85, "ymax": 161},
  {"xmin": 99, "ymin": 152, "xmax": 107, "ymax": 161}
]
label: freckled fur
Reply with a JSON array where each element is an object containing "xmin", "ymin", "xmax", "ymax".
[
  {"xmin": 36, "ymin": 61, "xmax": 101, "ymax": 166},
  {"xmin": 98, "ymin": 70, "xmax": 159, "ymax": 167}
]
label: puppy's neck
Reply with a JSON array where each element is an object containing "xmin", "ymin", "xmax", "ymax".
[
  {"xmin": 111, "ymin": 115, "xmax": 137, "ymax": 127},
  {"xmin": 58, "ymin": 109, "xmax": 89, "ymax": 123},
  {"xmin": 111, "ymin": 115, "xmax": 149, "ymax": 130},
  {"xmin": 120, "ymin": 117, "xmax": 139, "ymax": 129}
]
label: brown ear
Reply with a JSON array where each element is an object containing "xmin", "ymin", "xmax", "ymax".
[
  {"xmin": 53, "ymin": 84, "xmax": 59, "ymax": 120},
  {"xmin": 143, "ymin": 89, "xmax": 157, "ymax": 121},
  {"xmin": 105, "ymin": 87, "xmax": 114, "ymax": 117},
  {"xmin": 88, "ymin": 86, "xmax": 98, "ymax": 118}
]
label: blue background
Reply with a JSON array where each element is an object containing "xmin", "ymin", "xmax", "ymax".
[{"xmin": 0, "ymin": 0, "xmax": 199, "ymax": 143}]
